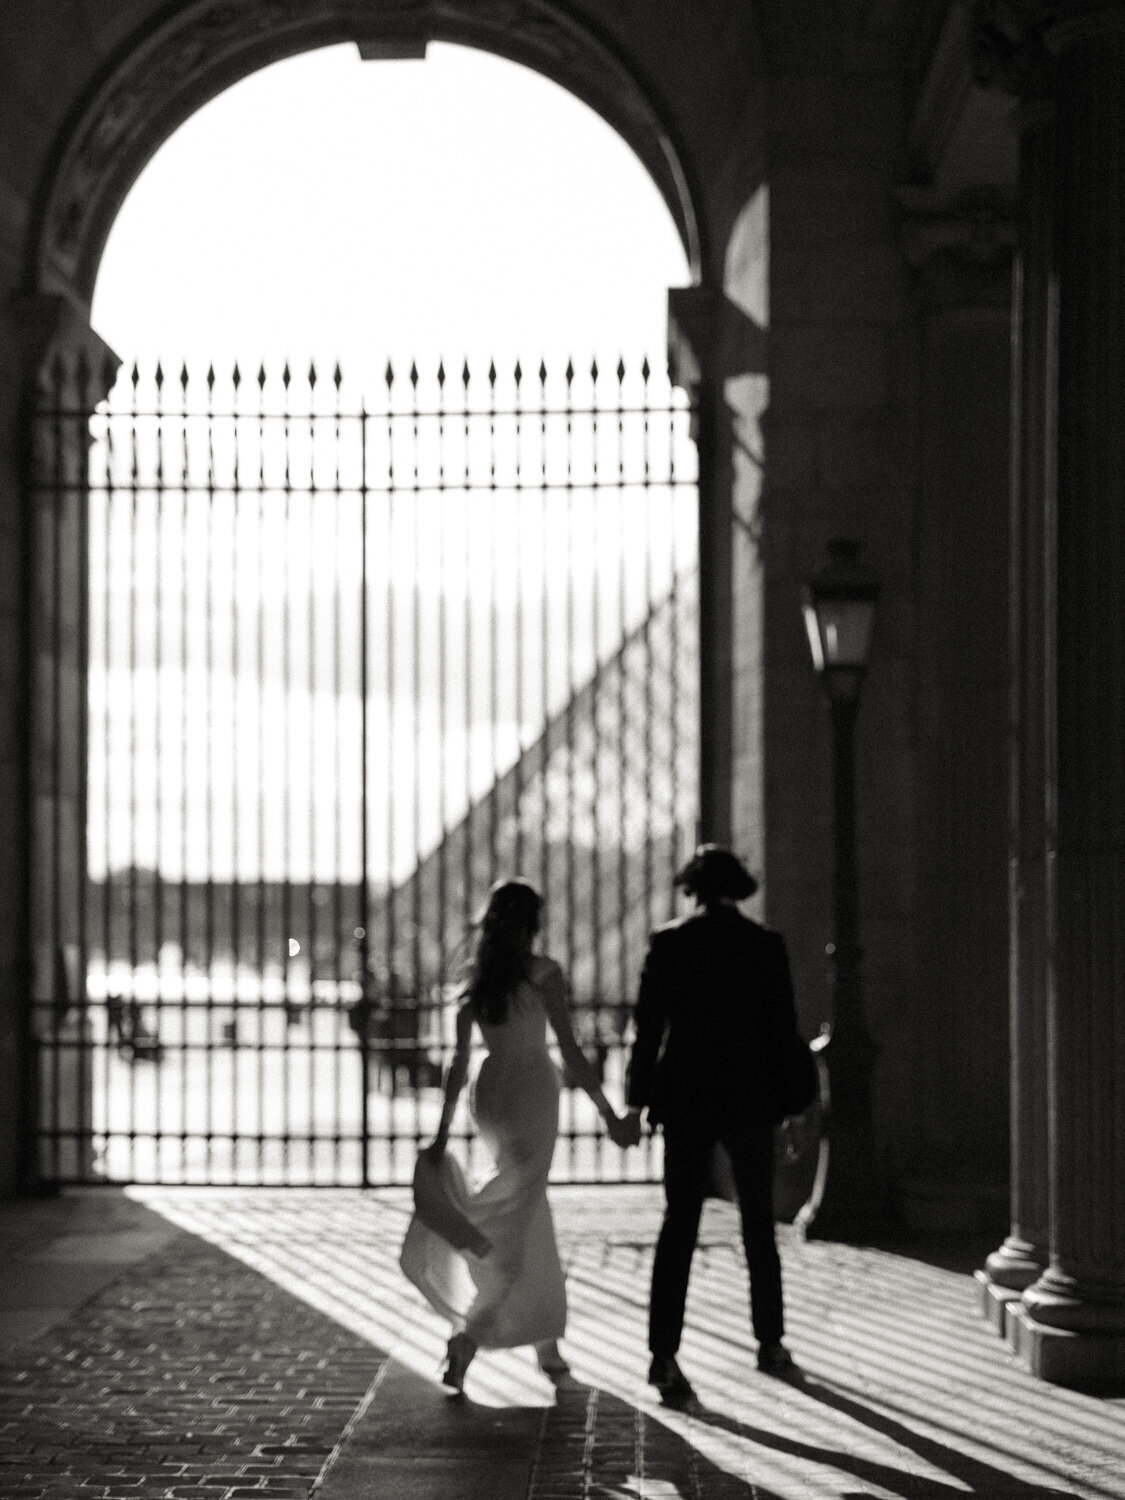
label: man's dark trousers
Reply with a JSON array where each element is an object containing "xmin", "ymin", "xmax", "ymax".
[{"xmin": 649, "ymin": 1118, "xmax": 783, "ymax": 1356}]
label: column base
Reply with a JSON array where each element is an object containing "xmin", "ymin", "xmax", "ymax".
[
  {"xmin": 1022, "ymin": 1272, "xmax": 1125, "ymax": 1334},
  {"xmin": 1007, "ymin": 1300, "xmax": 1125, "ymax": 1390},
  {"xmin": 974, "ymin": 1269, "xmax": 1025, "ymax": 1336},
  {"xmin": 983, "ymin": 1236, "xmax": 1046, "ymax": 1290},
  {"xmin": 975, "ymin": 1237, "xmax": 1047, "ymax": 1333}
]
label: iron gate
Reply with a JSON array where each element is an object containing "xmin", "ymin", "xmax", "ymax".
[{"xmin": 31, "ymin": 353, "xmax": 698, "ymax": 1185}]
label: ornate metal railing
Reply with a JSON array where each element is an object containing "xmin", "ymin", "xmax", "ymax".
[{"xmin": 32, "ymin": 354, "xmax": 698, "ymax": 1185}]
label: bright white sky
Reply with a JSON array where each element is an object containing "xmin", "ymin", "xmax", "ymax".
[
  {"xmin": 87, "ymin": 43, "xmax": 695, "ymax": 889},
  {"xmin": 92, "ymin": 41, "xmax": 690, "ymax": 385}
]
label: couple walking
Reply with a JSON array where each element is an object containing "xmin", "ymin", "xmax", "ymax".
[{"xmin": 399, "ymin": 844, "xmax": 802, "ymax": 1406}]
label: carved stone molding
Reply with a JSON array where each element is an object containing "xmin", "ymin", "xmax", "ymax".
[
  {"xmin": 30, "ymin": 0, "xmax": 702, "ymax": 306},
  {"xmin": 910, "ymin": 2, "xmax": 974, "ymax": 180},
  {"xmin": 11, "ymin": 294, "xmax": 120, "ymax": 394},
  {"xmin": 667, "ymin": 283, "xmax": 766, "ymax": 391},
  {"xmin": 970, "ymin": 4, "xmax": 1125, "ymax": 99},
  {"xmin": 1050, "ymin": 0, "xmax": 1125, "ymax": 47},
  {"xmin": 970, "ymin": 1, "xmax": 1057, "ymax": 98},
  {"xmin": 897, "ymin": 184, "xmax": 1016, "ymax": 309}
]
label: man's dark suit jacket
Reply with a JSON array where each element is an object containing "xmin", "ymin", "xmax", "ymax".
[{"xmin": 626, "ymin": 903, "xmax": 799, "ymax": 1131}]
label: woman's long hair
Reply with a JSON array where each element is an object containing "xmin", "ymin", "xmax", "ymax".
[{"xmin": 464, "ymin": 879, "xmax": 543, "ymax": 1024}]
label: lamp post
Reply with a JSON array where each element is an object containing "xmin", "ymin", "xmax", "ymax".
[{"xmin": 796, "ymin": 538, "xmax": 884, "ymax": 1240}]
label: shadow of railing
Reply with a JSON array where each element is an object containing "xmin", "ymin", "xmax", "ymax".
[
  {"xmin": 690, "ymin": 1370, "xmax": 1086, "ymax": 1500},
  {"xmin": 119, "ymin": 1189, "xmax": 1125, "ymax": 1500}
]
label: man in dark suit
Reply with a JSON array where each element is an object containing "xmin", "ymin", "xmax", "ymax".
[{"xmin": 624, "ymin": 844, "xmax": 800, "ymax": 1405}]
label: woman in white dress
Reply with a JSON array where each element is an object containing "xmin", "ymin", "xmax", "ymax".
[{"xmin": 402, "ymin": 878, "xmax": 633, "ymax": 1392}]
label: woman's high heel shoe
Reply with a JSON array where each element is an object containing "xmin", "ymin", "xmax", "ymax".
[{"xmin": 442, "ymin": 1332, "xmax": 476, "ymax": 1393}]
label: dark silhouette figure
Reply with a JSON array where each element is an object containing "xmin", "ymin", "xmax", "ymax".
[
  {"xmin": 106, "ymin": 992, "xmax": 164, "ymax": 1061},
  {"xmin": 623, "ymin": 844, "xmax": 803, "ymax": 1405},
  {"xmin": 403, "ymin": 878, "xmax": 633, "ymax": 1394}
]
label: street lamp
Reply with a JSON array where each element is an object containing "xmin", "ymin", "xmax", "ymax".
[{"xmin": 796, "ymin": 538, "xmax": 884, "ymax": 1240}]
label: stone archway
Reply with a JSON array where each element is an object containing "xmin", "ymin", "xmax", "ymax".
[
  {"xmin": 18, "ymin": 0, "xmax": 722, "ymax": 1189},
  {"xmin": 11, "ymin": 0, "xmax": 777, "ymax": 1196},
  {"xmin": 27, "ymin": 0, "xmax": 705, "ymax": 311}
]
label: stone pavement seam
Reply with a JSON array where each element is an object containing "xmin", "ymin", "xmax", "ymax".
[
  {"xmin": 0, "ymin": 1230, "xmax": 387, "ymax": 1500},
  {"xmin": 307, "ymin": 1356, "xmax": 388, "ymax": 1496},
  {"xmin": 5, "ymin": 1187, "xmax": 1125, "ymax": 1500}
]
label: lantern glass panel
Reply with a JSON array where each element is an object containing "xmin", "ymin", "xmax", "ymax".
[
  {"xmin": 803, "ymin": 602, "xmax": 827, "ymax": 672},
  {"xmin": 820, "ymin": 598, "xmax": 876, "ymax": 669}
]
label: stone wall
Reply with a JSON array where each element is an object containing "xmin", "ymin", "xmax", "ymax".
[
  {"xmin": 0, "ymin": 0, "xmax": 1015, "ymax": 1211},
  {"xmin": 752, "ymin": 41, "xmax": 922, "ymax": 1184}
]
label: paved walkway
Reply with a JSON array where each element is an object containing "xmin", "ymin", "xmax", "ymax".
[{"xmin": 1, "ymin": 1186, "xmax": 1123, "ymax": 1499}]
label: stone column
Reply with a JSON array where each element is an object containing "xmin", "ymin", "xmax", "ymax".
[
  {"xmin": 980, "ymin": 90, "xmax": 1056, "ymax": 1323},
  {"xmin": 667, "ymin": 283, "xmax": 766, "ymax": 848},
  {"xmin": 1010, "ymin": 2, "xmax": 1125, "ymax": 1389},
  {"xmin": 7, "ymin": 293, "xmax": 119, "ymax": 1188},
  {"xmin": 895, "ymin": 186, "xmax": 1014, "ymax": 1230}
]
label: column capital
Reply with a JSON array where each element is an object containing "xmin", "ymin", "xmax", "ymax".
[
  {"xmin": 8, "ymin": 293, "xmax": 120, "ymax": 408},
  {"xmin": 1050, "ymin": 1, "xmax": 1125, "ymax": 49},
  {"xmin": 971, "ymin": 1, "xmax": 1056, "ymax": 98},
  {"xmin": 666, "ymin": 283, "xmax": 766, "ymax": 393},
  {"xmin": 897, "ymin": 185, "xmax": 1016, "ymax": 310}
]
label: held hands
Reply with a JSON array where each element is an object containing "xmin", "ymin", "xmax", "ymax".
[{"xmin": 606, "ymin": 1110, "xmax": 643, "ymax": 1149}]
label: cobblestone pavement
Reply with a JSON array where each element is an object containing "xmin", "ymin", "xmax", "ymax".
[
  {"xmin": 0, "ymin": 1222, "xmax": 384, "ymax": 1499},
  {"xmin": 2, "ymin": 1186, "xmax": 1124, "ymax": 1499}
]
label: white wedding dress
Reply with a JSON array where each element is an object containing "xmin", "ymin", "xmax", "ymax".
[{"xmin": 400, "ymin": 959, "xmax": 567, "ymax": 1349}]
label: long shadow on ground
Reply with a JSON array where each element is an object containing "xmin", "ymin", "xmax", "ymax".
[
  {"xmin": 691, "ymin": 1368, "xmax": 1083, "ymax": 1500},
  {"xmin": 0, "ymin": 1224, "xmax": 387, "ymax": 1499}
]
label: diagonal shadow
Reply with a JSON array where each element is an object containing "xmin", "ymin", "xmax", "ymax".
[
  {"xmin": 486, "ymin": 1375, "xmax": 786, "ymax": 1500},
  {"xmin": 0, "ymin": 1216, "xmax": 390, "ymax": 1498},
  {"xmin": 126, "ymin": 1190, "xmax": 1123, "ymax": 1498},
  {"xmin": 318, "ymin": 1358, "xmax": 545, "ymax": 1499},
  {"xmin": 321, "ymin": 1366, "xmax": 785, "ymax": 1500},
  {"xmin": 690, "ymin": 1369, "xmax": 1082, "ymax": 1500}
]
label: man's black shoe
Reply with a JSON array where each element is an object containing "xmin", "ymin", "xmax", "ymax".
[
  {"xmin": 647, "ymin": 1355, "xmax": 697, "ymax": 1409},
  {"xmin": 756, "ymin": 1341, "xmax": 794, "ymax": 1375}
]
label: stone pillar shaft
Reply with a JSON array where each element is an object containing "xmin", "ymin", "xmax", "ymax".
[
  {"xmin": 694, "ymin": 373, "xmax": 734, "ymax": 846},
  {"xmin": 987, "ymin": 98, "xmax": 1054, "ymax": 1296},
  {"xmin": 668, "ymin": 282, "xmax": 767, "ymax": 847},
  {"xmin": 9, "ymin": 294, "xmax": 119, "ymax": 1188},
  {"xmin": 1020, "ymin": 9, "xmax": 1125, "ymax": 1359}
]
